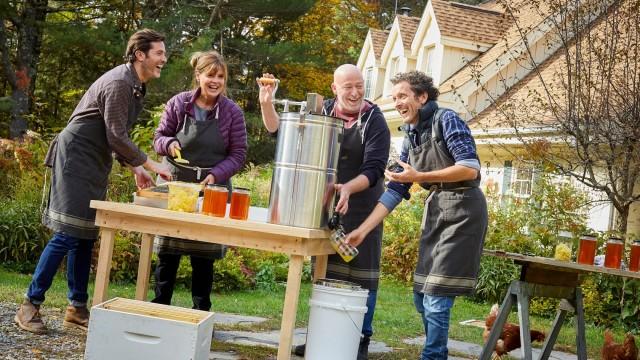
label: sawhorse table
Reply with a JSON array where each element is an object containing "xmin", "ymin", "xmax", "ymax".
[
  {"xmin": 90, "ymin": 200, "xmax": 334, "ymax": 360},
  {"xmin": 480, "ymin": 249, "xmax": 640, "ymax": 360}
]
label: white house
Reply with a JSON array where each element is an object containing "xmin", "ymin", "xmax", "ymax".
[{"xmin": 356, "ymin": 0, "xmax": 639, "ymax": 235}]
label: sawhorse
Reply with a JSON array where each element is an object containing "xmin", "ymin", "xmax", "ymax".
[{"xmin": 479, "ymin": 272, "xmax": 587, "ymax": 359}]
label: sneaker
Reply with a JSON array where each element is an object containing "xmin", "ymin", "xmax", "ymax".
[
  {"xmin": 14, "ymin": 299, "xmax": 47, "ymax": 334},
  {"xmin": 63, "ymin": 305, "xmax": 89, "ymax": 331},
  {"xmin": 293, "ymin": 343, "xmax": 306, "ymax": 356}
]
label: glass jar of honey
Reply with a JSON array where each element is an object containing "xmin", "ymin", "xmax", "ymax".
[
  {"xmin": 577, "ymin": 234, "xmax": 598, "ymax": 265},
  {"xmin": 229, "ymin": 187, "xmax": 250, "ymax": 220},
  {"xmin": 604, "ymin": 237, "xmax": 624, "ymax": 269},
  {"xmin": 202, "ymin": 184, "xmax": 228, "ymax": 217},
  {"xmin": 629, "ymin": 240, "xmax": 640, "ymax": 272}
]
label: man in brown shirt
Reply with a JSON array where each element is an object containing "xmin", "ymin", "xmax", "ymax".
[{"xmin": 15, "ymin": 29, "xmax": 171, "ymax": 334}]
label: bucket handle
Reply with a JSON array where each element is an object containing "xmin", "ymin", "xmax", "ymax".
[{"xmin": 309, "ymin": 299, "xmax": 367, "ymax": 336}]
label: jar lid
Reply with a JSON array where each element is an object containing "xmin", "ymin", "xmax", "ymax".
[
  {"xmin": 608, "ymin": 237, "xmax": 623, "ymax": 243},
  {"xmin": 233, "ymin": 186, "xmax": 250, "ymax": 192},
  {"xmin": 581, "ymin": 234, "xmax": 597, "ymax": 240},
  {"xmin": 206, "ymin": 184, "xmax": 228, "ymax": 189},
  {"xmin": 633, "ymin": 239, "xmax": 640, "ymax": 244}
]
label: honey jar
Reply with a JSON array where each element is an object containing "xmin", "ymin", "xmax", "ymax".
[
  {"xmin": 604, "ymin": 237, "xmax": 624, "ymax": 269},
  {"xmin": 229, "ymin": 187, "xmax": 250, "ymax": 220},
  {"xmin": 577, "ymin": 234, "xmax": 597, "ymax": 265},
  {"xmin": 202, "ymin": 184, "xmax": 228, "ymax": 217},
  {"xmin": 629, "ymin": 240, "xmax": 640, "ymax": 272}
]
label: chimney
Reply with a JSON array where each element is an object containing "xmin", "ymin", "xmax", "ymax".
[{"xmin": 400, "ymin": 7, "xmax": 411, "ymax": 16}]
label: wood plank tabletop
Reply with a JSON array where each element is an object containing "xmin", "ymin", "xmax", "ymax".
[
  {"xmin": 484, "ymin": 249, "xmax": 640, "ymax": 279},
  {"xmin": 90, "ymin": 200, "xmax": 329, "ymax": 239}
]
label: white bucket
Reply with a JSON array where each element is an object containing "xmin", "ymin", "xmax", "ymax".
[{"xmin": 305, "ymin": 279, "xmax": 369, "ymax": 360}]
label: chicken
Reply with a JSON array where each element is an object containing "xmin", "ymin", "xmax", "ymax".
[
  {"xmin": 602, "ymin": 329, "xmax": 638, "ymax": 360},
  {"xmin": 483, "ymin": 304, "xmax": 546, "ymax": 359}
]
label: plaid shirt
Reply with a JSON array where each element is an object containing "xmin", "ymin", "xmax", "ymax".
[{"xmin": 380, "ymin": 102, "xmax": 480, "ymax": 210}]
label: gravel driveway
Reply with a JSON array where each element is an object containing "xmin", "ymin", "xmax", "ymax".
[{"xmin": 0, "ymin": 302, "xmax": 85, "ymax": 360}]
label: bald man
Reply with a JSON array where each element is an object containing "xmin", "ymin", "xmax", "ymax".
[{"xmin": 258, "ymin": 65, "xmax": 390, "ymax": 360}]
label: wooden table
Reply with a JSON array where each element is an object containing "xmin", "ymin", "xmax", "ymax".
[
  {"xmin": 90, "ymin": 200, "xmax": 334, "ymax": 360},
  {"xmin": 480, "ymin": 249, "xmax": 640, "ymax": 360}
]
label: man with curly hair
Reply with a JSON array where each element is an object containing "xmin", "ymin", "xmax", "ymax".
[{"xmin": 346, "ymin": 71, "xmax": 488, "ymax": 359}]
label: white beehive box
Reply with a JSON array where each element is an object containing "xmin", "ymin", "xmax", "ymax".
[{"xmin": 85, "ymin": 298, "xmax": 214, "ymax": 360}]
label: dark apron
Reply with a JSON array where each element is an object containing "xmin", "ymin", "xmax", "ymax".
[
  {"xmin": 154, "ymin": 111, "xmax": 229, "ymax": 259},
  {"xmin": 408, "ymin": 118, "xmax": 488, "ymax": 297},
  {"xmin": 42, "ymin": 98, "xmax": 143, "ymax": 240},
  {"xmin": 325, "ymin": 123, "xmax": 384, "ymax": 291}
]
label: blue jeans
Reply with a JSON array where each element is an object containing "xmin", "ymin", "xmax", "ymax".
[
  {"xmin": 413, "ymin": 291, "xmax": 455, "ymax": 360},
  {"xmin": 361, "ymin": 289, "xmax": 377, "ymax": 338},
  {"xmin": 27, "ymin": 232, "xmax": 95, "ymax": 306}
]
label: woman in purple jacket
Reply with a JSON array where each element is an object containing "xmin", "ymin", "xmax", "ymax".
[{"xmin": 152, "ymin": 51, "xmax": 247, "ymax": 310}]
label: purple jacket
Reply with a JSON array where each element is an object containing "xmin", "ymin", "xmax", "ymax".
[{"xmin": 153, "ymin": 88, "xmax": 247, "ymax": 183}]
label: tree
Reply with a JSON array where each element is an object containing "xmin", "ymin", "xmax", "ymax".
[
  {"xmin": 474, "ymin": 0, "xmax": 639, "ymax": 234},
  {"xmin": 1, "ymin": 0, "xmax": 48, "ymax": 138}
]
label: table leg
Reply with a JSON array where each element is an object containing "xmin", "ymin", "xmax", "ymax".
[
  {"xmin": 516, "ymin": 290, "xmax": 533, "ymax": 360},
  {"xmin": 538, "ymin": 306, "xmax": 567, "ymax": 360},
  {"xmin": 277, "ymin": 254, "xmax": 304, "ymax": 360},
  {"xmin": 574, "ymin": 289, "xmax": 587, "ymax": 360},
  {"xmin": 479, "ymin": 284, "xmax": 516, "ymax": 360},
  {"xmin": 92, "ymin": 228, "xmax": 116, "ymax": 306},
  {"xmin": 135, "ymin": 233, "xmax": 154, "ymax": 301},
  {"xmin": 313, "ymin": 255, "xmax": 328, "ymax": 282}
]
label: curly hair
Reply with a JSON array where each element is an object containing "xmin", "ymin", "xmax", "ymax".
[
  {"xmin": 390, "ymin": 71, "xmax": 439, "ymax": 100},
  {"xmin": 124, "ymin": 29, "xmax": 165, "ymax": 63}
]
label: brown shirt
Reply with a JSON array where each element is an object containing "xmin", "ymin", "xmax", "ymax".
[{"xmin": 69, "ymin": 63, "xmax": 147, "ymax": 166}]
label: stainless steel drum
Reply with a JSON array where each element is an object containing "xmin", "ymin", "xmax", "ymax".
[{"xmin": 268, "ymin": 112, "xmax": 344, "ymax": 228}]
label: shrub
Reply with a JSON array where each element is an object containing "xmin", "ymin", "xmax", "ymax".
[
  {"xmin": 232, "ymin": 163, "xmax": 273, "ymax": 207},
  {"xmin": 381, "ymin": 186, "xmax": 426, "ymax": 282},
  {"xmin": 472, "ymin": 256, "xmax": 519, "ymax": 304},
  {"xmin": 477, "ymin": 171, "xmax": 589, "ymax": 302},
  {"xmin": 0, "ymin": 136, "xmax": 51, "ymax": 271}
]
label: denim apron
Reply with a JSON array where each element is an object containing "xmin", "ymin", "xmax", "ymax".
[
  {"xmin": 409, "ymin": 110, "xmax": 488, "ymax": 296},
  {"xmin": 324, "ymin": 106, "xmax": 384, "ymax": 291},
  {"xmin": 155, "ymin": 106, "xmax": 228, "ymax": 259}
]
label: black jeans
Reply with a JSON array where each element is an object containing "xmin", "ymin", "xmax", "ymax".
[{"xmin": 152, "ymin": 253, "xmax": 214, "ymax": 311}]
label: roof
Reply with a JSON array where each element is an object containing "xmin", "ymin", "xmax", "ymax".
[
  {"xmin": 397, "ymin": 15, "xmax": 421, "ymax": 50},
  {"xmin": 370, "ymin": 29, "xmax": 389, "ymax": 59},
  {"xmin": 469, "ymin": 48, "xmax": 565, "ymax": 130},
  {"xmin": 477, "ymin": 0, "xmax": 504, "ymax": 12},
  {"xmin": 431, "ymin": 0, "xmax": 509, "ymax": 45},
  {"xmin": 440, "ymin": 0, "xmax": 549, "ymax": 92},
  {"xmin": 470, "ymin": 0, "xmax": 623, "ymax": 131}
]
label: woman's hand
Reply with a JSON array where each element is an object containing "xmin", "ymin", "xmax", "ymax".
[
  {"xmin": 168, "ymin": 141, "xmax": 181, "ymax": 157},
  {"xmin": 200, "ymin": 174, "xmax": 215, "ymax": 185},
  {"xmin": 384, "ymin": 160, "xmax": 420, "ymax": 183}
]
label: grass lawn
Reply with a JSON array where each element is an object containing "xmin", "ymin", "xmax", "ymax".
[{"xmin": 0, "ymin": 267, "xmax": 622, "ymax": 359}]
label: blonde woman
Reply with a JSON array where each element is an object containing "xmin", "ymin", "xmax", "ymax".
[{"xmin": 152, "ymin": 51, "xmax": 247, "ymax": 310}]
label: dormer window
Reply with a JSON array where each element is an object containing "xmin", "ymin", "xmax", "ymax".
[{"xmin": 364, "ymin": 67, "xmax": 373, "ymax": 99}]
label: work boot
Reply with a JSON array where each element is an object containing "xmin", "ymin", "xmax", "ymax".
[
  {"xmin": 63, "ymin": 305, "xmax": 90, "ymax": 331},
  {"xmin": 14, "ymin": 299, "xmax": 47, "ymax": 334},
  {"xmin": 357, "ymin": 336, "xmax": 370, "ymax": 360},
  {"xmin": 293, "ymin": 343, "xmax": 306, "ymax": 356}
]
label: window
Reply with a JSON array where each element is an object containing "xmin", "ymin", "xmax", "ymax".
[
  {"xmin": 425, "ymin": 47, "xmax": 435, "ymax": 77},
  {"xmin": 390, "ymin": 57, "xmax": 399, "ymax": 77},
  {"xmin": 501, "ymin": 160, "xmax": 534, "ymax": 199},
  {"xmin": 511, "ymin": 167, "xmax": 534, "ymax": 198},
  {"xmin": 364, "ymin": 67, "xmax": 373, "ymax": 99}
]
